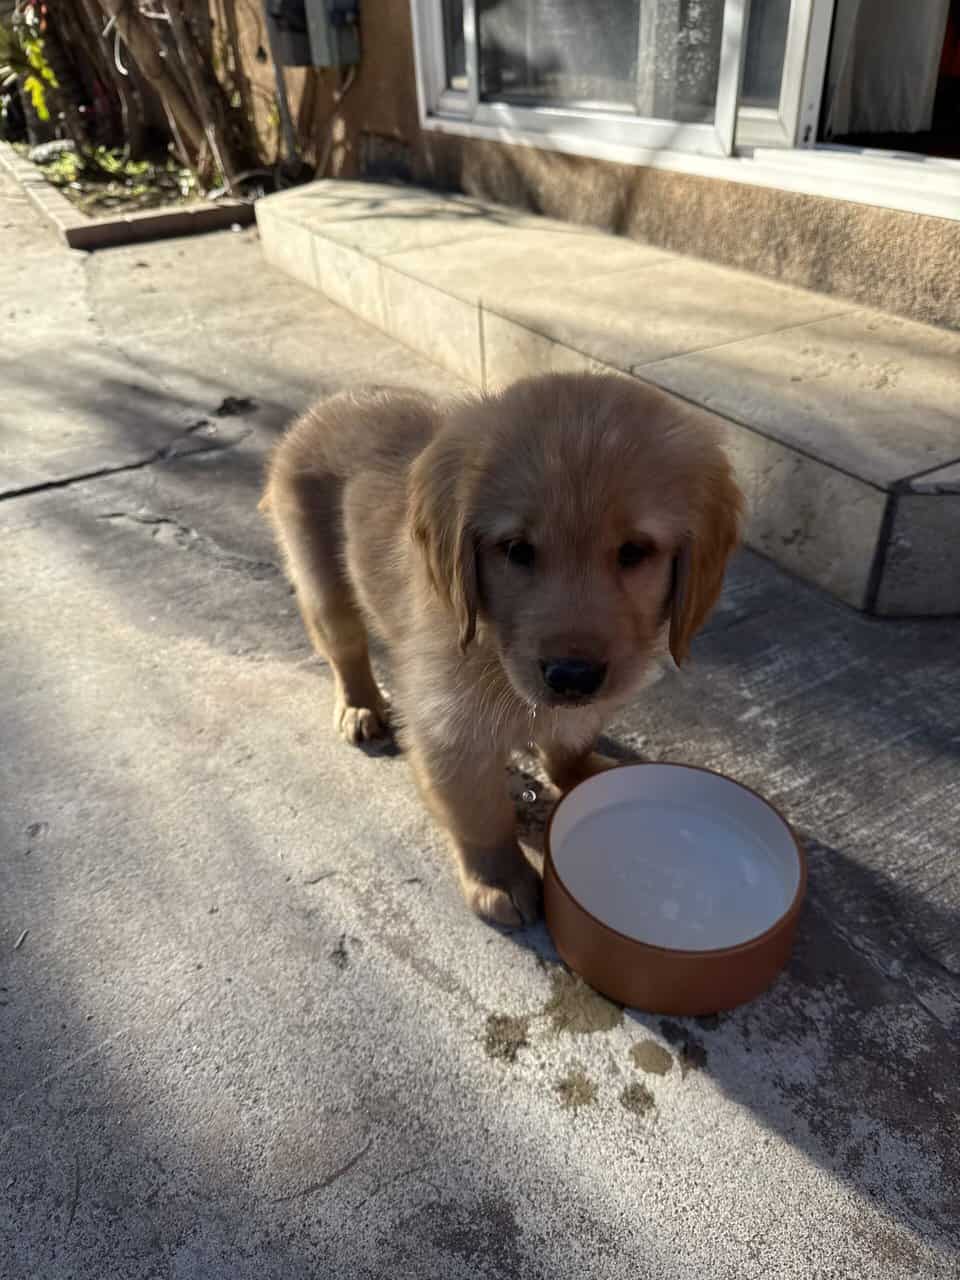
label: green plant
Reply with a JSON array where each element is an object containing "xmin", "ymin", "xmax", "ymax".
[
  {"xmin": 33, "ymin": 143, "xmax": 197, "ymax": 216},
  {"xmin": 18, "ymin": 33, "xmax": 56, "ymax": 120},
  {"xmin": 0, "ymin": 18, "xmax": 57, "ymax": 122}
]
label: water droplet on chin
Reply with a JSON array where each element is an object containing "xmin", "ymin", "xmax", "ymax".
[{"xmin": 522, "ymin": 704, "xmax": 539, "ymax": 799}]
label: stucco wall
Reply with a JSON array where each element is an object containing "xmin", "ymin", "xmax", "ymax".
[{"xmin": 440, "ymin": 140, "xmax": 960, "ymax": 331}]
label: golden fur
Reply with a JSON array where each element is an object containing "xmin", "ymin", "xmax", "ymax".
[{"xmin": 261, "ymin": 373, "xmax": 743, "ymax": 927}]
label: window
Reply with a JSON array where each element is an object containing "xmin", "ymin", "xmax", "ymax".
[
  {"xmin": 477, "ymin": 0, "xmax": 647, "ymax": 113},
  {"xmin": 415, "ymin": 0, "xmax": 820, "ymax": 154},
  {"xmin": 470, "ymin": 0, "xmax": 735, "ymax": 126},
  {"xmin": 742, "ymin": 0, "xmax": 791, "ymax": 108},
  {"xmin": 412, "ymin": 0, "xmax": 960, "ymax": 219}
]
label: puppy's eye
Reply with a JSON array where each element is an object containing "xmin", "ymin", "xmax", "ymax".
[
  {"xmin": 618, "ymin": 540, "xmax": 655, "ymax": 569},
  {"xmin": 503, "ymin": 539, "xmax": 536, "ymax": 569}
]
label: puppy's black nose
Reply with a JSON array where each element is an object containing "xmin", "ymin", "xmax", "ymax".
[{"xmin": 540, "ymin": 658, "xmax": 607, "ymax": 699}]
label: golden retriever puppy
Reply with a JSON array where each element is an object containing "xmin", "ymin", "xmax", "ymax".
[{"xmin": 261, "ymin": 373, "xmax": 743, "ymax": 927}]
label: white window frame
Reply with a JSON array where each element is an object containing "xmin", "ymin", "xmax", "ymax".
[
  {"xmin": 411, "ymin": 0, "xmax": 960, "ymax": 223},
  {"xmin": 416, "ymin": 0, "xmax": 752, "ymax": 157},
  {"xmin": 736, "ymin": 0, "xmax": 826, "ymax": 147}
]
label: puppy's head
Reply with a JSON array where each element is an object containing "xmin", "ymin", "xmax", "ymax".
[{"xmin": 410, "ymin": 374, "xmax": 743, "ymax": 708}]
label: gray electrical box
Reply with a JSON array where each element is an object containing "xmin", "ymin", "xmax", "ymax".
[
  {"xmin": 264, "ymin": 0, "xmax": 360, "ymax": 68},
  {"xmin": 307, "ymin": 0, "xmax": 360, "ymax": 66}
]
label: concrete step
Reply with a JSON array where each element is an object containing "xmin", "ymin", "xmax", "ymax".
[{"xmin": 256, "ymin": 180, "xmax": 960, "ymax": 617}]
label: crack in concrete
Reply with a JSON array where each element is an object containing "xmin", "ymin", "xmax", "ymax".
[
  {"xmin": 702, "ymin": 603, "xmax": 784, "ymax": 639},
  {"xmin": 804, "ymin": 895, "xmax": 960, "ymax": 1031},
  {"xmin": 0, "ymin": 426, "xmax": 251, "ymax": 505},
  {"xmin": 348, "ymin": 1161, "xmax": 433, "ymax": 1218},
  {"xmin": 270, "ymin": 1136, "xmax": 373, "ymax": 1203},
  {"xmin": 96, "ymin": 509, "xmax": 278, "ymax": 579},
  {"xmin": 0, "ymin": 257, "xmax": 256, "ymax": 506},
  {"xmin": 0, "ymin": 1032, "xmax": 126, "ymax": 1134},
  {"xmin": 860, "ymin": 930, "xmax": 959, "ymax": 1009}
]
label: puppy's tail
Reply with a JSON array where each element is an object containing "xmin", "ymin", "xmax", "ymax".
[{"xmin": 257, "ymin": 491, "xmax": 272, "ymax": 515}]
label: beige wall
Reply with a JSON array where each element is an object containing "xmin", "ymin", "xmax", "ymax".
[{"xmin": 238, "ymin": 0, "xmax": 959, "ymax": 330}]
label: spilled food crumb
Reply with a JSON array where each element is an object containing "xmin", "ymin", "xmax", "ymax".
[
  {"xmin": 620, "ymin": 1082, "xmax": 656, "ymax": 1116},
  {"xmin": 544, "ymin": 969, "xmax": 622, "ymax": 1035},
  {"xmin": 630, "ymin": 1041, "xmax": 673, "ymax": 1075},
  {"xmin": 556, "ymin": 1068, "xmax": 597, "ymax": 1110},
  {"xmin": 484, "ymin": 1013, "xmax": 530, "ymax": 1063}
]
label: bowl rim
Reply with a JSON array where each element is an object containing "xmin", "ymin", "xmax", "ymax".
[{"xmin": 544, "ymin": 760, "xmax": 807, "ymax": 959}]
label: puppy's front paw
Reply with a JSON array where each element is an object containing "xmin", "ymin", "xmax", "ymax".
[
  {"xmin": 458, "ymin": 846, "xmax": 542, "ymax": 928},
  {"xmin": 542, "ymin": 748, "xmax": 622, "ymax": 793},
  {"xmin": 335, "ymin": 699, "xmax": 390, "ymax": 746}
]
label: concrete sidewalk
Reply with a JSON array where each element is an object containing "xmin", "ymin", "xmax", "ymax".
[
  {"xmin": 257, "ymin": 180, "xmax": 960, "ymax": 618},
  {"xmin": 1, "ymin": 167, "xmax": 959, "ymax": 1279}
]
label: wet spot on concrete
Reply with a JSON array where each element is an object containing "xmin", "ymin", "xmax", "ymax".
[
  {"xmin": 620, "ymin": 1082, "xmax": 655, "ymax": 1116},
  {"xmin": 484, "ymin": 1013, "xmax": 530, "ymax": 1063},
  {"xmin": 544, "ymin": 968, "xmax": 622, "ymax": 1035},
  {"xmin": 556, "ymin": 1067, "xmax": 597, "ymax": 1110},
  {"xmin": 630, "ymin": 1040, "xmax": 673, "ymax": 1075}
]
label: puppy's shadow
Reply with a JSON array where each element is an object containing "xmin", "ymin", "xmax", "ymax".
[{"xmin": 357, "ymin": 730, "xmax": 402, "ymax": 760}]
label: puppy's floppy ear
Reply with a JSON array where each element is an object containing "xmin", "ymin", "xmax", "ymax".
[
  {"xmin": 408, "ymin": 429, "xmax": 479, "ymax": 653},
  {"xmin": 669, "ymin": 459, "xmax": 744, "ymax": 666}
]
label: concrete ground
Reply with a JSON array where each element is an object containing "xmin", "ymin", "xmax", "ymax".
[{"xmin": 1, "ymin": 167, "xmax": 958, "ymax": 1279}]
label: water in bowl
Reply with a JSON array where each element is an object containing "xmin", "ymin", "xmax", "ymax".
[{"xmin": 554, "ymin": 802, "xmax": 794, "ymax": 950}]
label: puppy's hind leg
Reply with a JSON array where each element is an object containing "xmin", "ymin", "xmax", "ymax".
[{"xmin": 268, "ymin": 474, "xmax": 389, "ymax": 745}]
